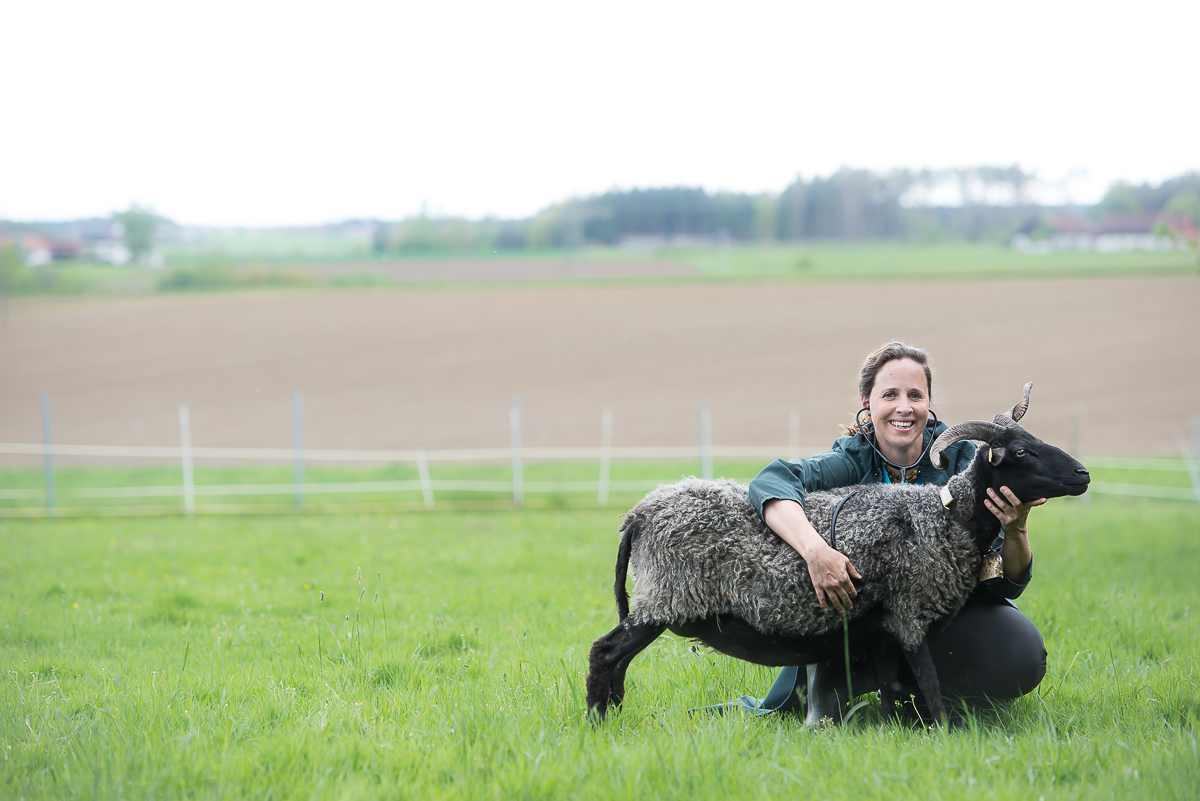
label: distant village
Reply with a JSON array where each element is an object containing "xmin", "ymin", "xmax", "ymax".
[
  {"xmin": 1, "ymin": 168, "xmax": 1197, "ymax": 267},
  {"xmin": 0, "ymin": 219, "xmax": 146, "ymax": 269}
]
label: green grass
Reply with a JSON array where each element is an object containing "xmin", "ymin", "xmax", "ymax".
[
  {"xmin": 164, "ymin": 229, "xmax": 375, "ymax": 262},
  {"xmin": 656, "ymin": 242, "xmax": 1198, "ymax": 281},
  {"xmin": 3, "ymin": 242, "xmax": 1195, "ymax": 298},
  {"xmin": 0, "ymin": 262, "xmax": 160, "ymax": 295},
  {"xmin": 0, "ymin": 460, "xmax": 772, "ymax": 515},
  {"xmin": 1, "ymin": 459, "xmax": 1192, "ymax": 515},
  {"xmin": 1, "ymin": 498, "xmax": 1197, "ymax": 799}
]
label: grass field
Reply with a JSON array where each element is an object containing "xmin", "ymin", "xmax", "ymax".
[
  {"xmin": 2, "ymin": 496, "xmax": 1197, "ymax": 799},
  {"xmin": 6, "ymin": 242, "xmax": 1196, "ymax": 296},
  {"xmin": 601, "ymin": 242, "xmax": 1200, "ymax": 282},
  {"xmin": 0, "ymin": 459, "xmax": 1193, "ymax": 515}
]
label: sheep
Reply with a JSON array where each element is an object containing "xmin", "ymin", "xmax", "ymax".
[{"xmin": 585, "ymin": 384, "xmax": 1090, "ymax": 724}]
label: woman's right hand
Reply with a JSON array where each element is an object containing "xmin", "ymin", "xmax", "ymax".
[{"xmin": 763, "ymin": 498, "xmax": 862, "ymax": 613}]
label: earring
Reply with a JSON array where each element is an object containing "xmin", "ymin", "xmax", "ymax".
[{"xmin": 856, "ymin": 407, "xmax": 873, "ymax": 432}]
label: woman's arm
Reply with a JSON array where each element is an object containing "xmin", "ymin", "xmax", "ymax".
[
  {"xmin": 984, "ymin": 486, "xmax": 1045, "ymax": 582},
  {"xmin": 763, "ymin": 498, "xmax": 862, "ymax": 613}
]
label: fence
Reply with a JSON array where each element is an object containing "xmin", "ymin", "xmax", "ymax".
[{"xmin": 1, "ymin": 393, "xmax": 1198, "ymax": 517}]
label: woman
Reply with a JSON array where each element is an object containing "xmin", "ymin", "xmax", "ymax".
[{"xmin": 734, "ymin": 342, "xmax": 1047, "ymax": 724}]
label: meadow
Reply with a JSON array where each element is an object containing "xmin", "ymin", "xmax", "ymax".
[
  {"xmin": 0, "ymin": 459, "xmax": 1192, "ymax": 516},
  {"xmin": 1, "ymin": 495, "xmax": 1197, "ymax": 799},
  {"xmin": 6, "ymin": 241, "xmax": 1196, "ymax": 296}
]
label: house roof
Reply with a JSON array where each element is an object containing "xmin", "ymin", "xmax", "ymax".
[
  {"xmin": 1098, "ymin": 213, "xmax": 1158, "ymax": 235},
  {"xmin": 1043, "ymin": 213, "xmax": 1095, "ymax": 234}
]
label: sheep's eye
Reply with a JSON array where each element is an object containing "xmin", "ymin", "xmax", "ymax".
[{"xmin": 1014, "ymin": 448, "xmax": 1027, "ymax": 457}]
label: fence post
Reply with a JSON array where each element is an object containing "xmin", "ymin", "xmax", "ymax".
[
  {"xmin": 293, "ymin": 390, "xmax": 304, "ymax": 508},
  {"xmin": 510, "ymin": 395, "xmax": 523, "ymax": 506},
  {"xmin": 789, "ymin": 408, "xmax": 801, "ymax": 462},
  {"xmin": 598, "ymin": 408, "xmax": 613, "ymax": 506},
  {"xmin": 417, "ymin": 448, "xmax": 434, "ymax": 509},
  {"xmin": 1181, "ymin": 437, "xmax": 1200, "ymax": 505},
  {"xmin": 179, "ymin": 404, "xmax": 195, "ymax": 515},
  {"xmin": 699, "ymin": 400, "xmax": 713, "ymax": 480},
  {"xmin": 40, "ymin": 392, "xmax": 55, "ymax": 517}
]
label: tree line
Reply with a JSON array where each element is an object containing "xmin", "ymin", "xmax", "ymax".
[{"xmin": 375, "ymin": 168, "xmax": 1200, "ymax": 254}]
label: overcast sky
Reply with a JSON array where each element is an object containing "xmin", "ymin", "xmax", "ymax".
[{"xmin": 2, "ymin": 0, "xmax": 1197, "ymax": 227}]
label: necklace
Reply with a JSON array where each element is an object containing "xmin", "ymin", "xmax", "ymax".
[{"xmin": 883, "ymin": 460, "xmax": 921, "ymax": 483}]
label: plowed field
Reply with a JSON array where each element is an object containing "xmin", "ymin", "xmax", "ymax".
[{"xmin": 2, "ymin": 275, "xmax": 1197, "ymax": 459}]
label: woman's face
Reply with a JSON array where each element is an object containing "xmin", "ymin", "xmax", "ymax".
[{"xmin": 862, "ymin": 357, "xmax": 931, "ymax": 460}]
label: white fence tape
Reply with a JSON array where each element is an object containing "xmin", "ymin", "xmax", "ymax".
[{"xmin": 0, "ymin": 441, "xmax": 1195, "ymax": 512}]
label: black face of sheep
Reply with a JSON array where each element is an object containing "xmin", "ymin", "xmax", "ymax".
[
  {"xmin": 984, "ymin": 425, "xmax": 1090, "ymax": 499},
  {"xmin": 930, "ymin": 382, "xmax": 1091, "ymax": 509},
  {"xmin": 586, "ymin": 383, "xmax": 1089, "ymax": 726}
]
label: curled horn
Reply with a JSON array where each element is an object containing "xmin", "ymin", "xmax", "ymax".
[
  {"xmin": 995, "ymin": 382, "xmax": 1033, "ymax": 426},
  {"xmin": 930, "ymin": 421, "xmax": 1004, "ymax": 469}
]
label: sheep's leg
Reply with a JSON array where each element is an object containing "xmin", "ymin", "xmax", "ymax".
[
  {"xmin": 901, "ymin": 637, "xmax": 948, "ymax": 727},
  {"xmin": 874, "ymin": 638, "xmax": 900, "ymax": 724},
  {"xmin": 586, "ymin": 619, "xmax": 667, "ymax": 720},
  {"xmin": 608, "ymin": 647, "xmax": 643, "ymax": 708}
]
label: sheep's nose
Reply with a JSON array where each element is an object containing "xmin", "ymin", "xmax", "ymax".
[{"xmin": 1075, "ymin": 467, "xmax": 1090, "ymax": 477}]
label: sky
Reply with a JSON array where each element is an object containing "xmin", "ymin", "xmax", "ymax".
[{"xmin": 2, "ymin": 0, "xmax": 1197, "ymax": 227}]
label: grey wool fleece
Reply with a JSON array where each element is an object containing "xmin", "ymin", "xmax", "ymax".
[{"xmin": 623, "ymin": 467, "xmax": 983, "ymax": 652}]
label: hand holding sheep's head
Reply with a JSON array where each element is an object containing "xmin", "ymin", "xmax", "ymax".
[{"xmin": 930, "ymin": 383, "xmax": 1091, "ymax": 500}]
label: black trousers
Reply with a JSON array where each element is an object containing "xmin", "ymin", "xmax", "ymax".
[
  {"xmin": 767, "ymin": 598, "xmax": 1048, "ymax": 716},
  {"xmin": 916, "ymin": 598, "xmax": 1048, "ymax": 704}
]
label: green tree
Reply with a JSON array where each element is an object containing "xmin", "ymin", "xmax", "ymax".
[
  {"xmin": 1155, "ymin": 190, "xmax": 1200, "ymax": 257},
  {"xmin": 114, "ymin": 205, "xmax": 159, "ymax": 262},
  {"xmin": 1095, "ymin": 182, "xmax": 1144, "ymax": 217},
  {"xmin": 1162, "ymin": 190, "xmax": 1200, "ymax": 225}
]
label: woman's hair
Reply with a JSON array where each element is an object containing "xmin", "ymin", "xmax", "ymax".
[{"xmin": 840, "ymin": 341, "xmax": 933, "ymax": 436}]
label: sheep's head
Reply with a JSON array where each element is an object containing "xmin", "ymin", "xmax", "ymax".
[{"xmin": 930, "ymin": 382, "xmax": 1090, "ymax": 501}]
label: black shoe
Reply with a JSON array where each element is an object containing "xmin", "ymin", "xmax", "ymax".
[{"xmin": 805, "ymin": 657, "xmax": 880, "ymax": 727}]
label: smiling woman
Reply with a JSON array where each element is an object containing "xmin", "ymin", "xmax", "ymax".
[{"xmin": 713, "ymin": 342, "xmax": 1049, "ymax": 725}]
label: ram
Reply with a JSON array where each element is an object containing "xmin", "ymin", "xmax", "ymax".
[{"xmin": 585, "ymin": 384, "xmax": 1089, "ymax": 724}]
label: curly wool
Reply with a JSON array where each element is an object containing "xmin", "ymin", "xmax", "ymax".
[{"xmin": 623, "ymin": 468, "xmax": 982, "ymax": 651}]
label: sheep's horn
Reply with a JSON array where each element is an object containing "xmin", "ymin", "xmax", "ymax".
[
  {"xmin": 930, "ymin": 421, "xmax": 1005, "ymax": 469},
  {"xmin": 994, "ymin": 382, "xmax": 1033, "ymax": 426}
]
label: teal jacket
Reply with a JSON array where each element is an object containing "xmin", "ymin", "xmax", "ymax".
[{"xmin": 747, "ymin": 419, "xmax": 1031, "ymax": 600}]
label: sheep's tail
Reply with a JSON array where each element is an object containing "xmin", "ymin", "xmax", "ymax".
[{"xmin": 614, "ymin": 515, "xmax": 641, "ymax": 621}]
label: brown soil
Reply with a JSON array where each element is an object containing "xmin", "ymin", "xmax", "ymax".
[{"xmin": 1, "ymin": 275, "xmax": 1197, "ymax": 462}]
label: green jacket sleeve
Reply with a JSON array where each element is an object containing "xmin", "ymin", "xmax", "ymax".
[{"xmin": 747, "ymin": 448, "xmax": 867, "ymax": 520}]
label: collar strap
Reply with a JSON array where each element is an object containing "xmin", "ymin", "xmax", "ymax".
[{"xmin": 940, "ymin": 485, "xmax": 955, "ymax": 509}]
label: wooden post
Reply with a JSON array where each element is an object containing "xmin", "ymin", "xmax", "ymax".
[
  {"xmin": 179, "ymin": 403, "xmax": 195, "ymax": 515},
  {"xmin": 699, "ymin": 400, "xmax": 713, "ymax": 480},
  {"xmin": 598, "ymin": 408, "xmax": 613, "ymax": 506},
  {"xmin": 40, "ymin": 392, "xmax": 55, "ymax": 517},
  {"xmin": 417, "ymin": 448, "xmax": 434, "ymax": 509},
  {"xmin": 1181, "ymin": 436, "xmax": 1200, "ymax": 505},
  {"xmin": 293, "ymin": 390, "xmax": 304, "ymax": 508},
  {"xmin": 510, "ymin": 395, "xmax": 523, "ymax": 506},
  {"xmin": 789, "ymin": 408, "xmax": 801, "ymax": 462}
]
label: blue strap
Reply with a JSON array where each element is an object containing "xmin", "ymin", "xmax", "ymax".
[{"xmin": 689, "ymin": 665, "xmax": 802, "ymax": 717}]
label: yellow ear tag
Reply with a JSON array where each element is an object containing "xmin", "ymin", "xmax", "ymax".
[{"xmin": 988, "ymin": 447, "xmax": 993, "ymax": 463}]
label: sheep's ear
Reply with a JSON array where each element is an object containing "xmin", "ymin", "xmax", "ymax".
[{"xmin": 988, "ymin": 446, "xmax": 1007, "ymax": 466}]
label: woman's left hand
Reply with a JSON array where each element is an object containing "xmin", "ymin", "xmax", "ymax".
[{"xmin": 984, "ymin": 486, "xmax": 1046, "ymax": 537}]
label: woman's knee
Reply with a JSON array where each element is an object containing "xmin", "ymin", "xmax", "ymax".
[
  {"xmin": 992, "ymin": 605, "xmax": 1047, "ymax": 697},
  {"xmin": 928, "ymin": 601, "xmax": 1047, "ymax": 700}
]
